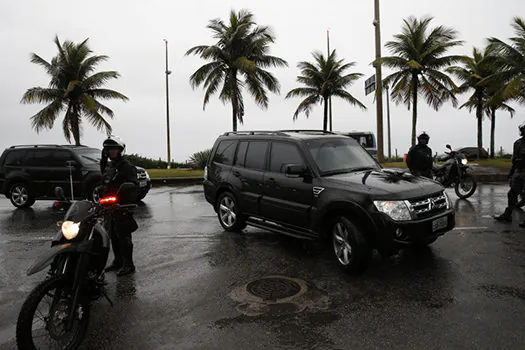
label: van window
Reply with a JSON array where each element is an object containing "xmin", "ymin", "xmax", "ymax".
[
  {"xmin": 245, "ymin": 142, "xmax": 268, "ymax": 170},
  {"xmin": 235, "ymin": 141, "xmax": 248, "ymax": 167},
  {"xmin": 270, "ymin": 142, "xmax": 304, "ymax": 173},
  {"xmin": 50, "ymin": 150, "xmax": 75, "ymax": 167},
  {"xmin": 4, "ymin": 150, "xmax": 27, "ymax": 166},
  {"xmin": 26, "ymin": 150, "xmax": 53, "ymax": 167},
  {"xmin": 213, "ymin": 141, "xmax": 237, "ymax": 165}
]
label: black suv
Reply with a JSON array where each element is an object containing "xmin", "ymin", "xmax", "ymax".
[
  {"xmin": 204, "ymin": 131, "xmax": 455, "ymax": 274},
  {"xmin": 0, "ymin": 145, "xmax": 151, "ymax": 208}
]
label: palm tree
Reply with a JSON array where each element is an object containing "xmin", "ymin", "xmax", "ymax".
[
  {"xmin": 21, "ymin": 36, "xmax": 128, "ymax": 145},
  {"xmin": 378, "ymin": 16, "xmax": 463, "ymax": 146},
  {"xmin": 489, "ymin": 17, "xmax": 525, "ymax": 104},
  {"xmin": 486, "ymin": 83, "xmax": 515, "ymax": 158},
  {"xmin": 286, "ymin": 50, "xmax": 366, "ymax": 131},
  {"xmin": 448, "ymin": 46, "xmax": 501, "ymax": 159},
  {"xmin": 186, "ymin": 9, "xmax": 287, "ymax": 132}
]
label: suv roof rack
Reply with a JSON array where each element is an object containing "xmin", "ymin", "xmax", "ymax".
[
  {"xmin": 279, "ymin": 130, "xmax": 336, "ymax": 135},
  {"xmin": 222, "ymin": 131, "xmax": 289, "ymax": 136},
  {"xmin": 9, "ymin": 144, "xmax": 62, "ymax": 149}
]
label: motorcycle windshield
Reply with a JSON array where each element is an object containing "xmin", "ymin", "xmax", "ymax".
[{"xmin": 64, "ymin": 201, "xmax": 95, "ymax": 222}]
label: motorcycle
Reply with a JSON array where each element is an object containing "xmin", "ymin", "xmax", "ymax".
[
  {"xmin": 433, "ymin": 144, "xmax": 477, "ymax": 199},
  {"xmin": 16, "ymin": 183, "xmax": 137, "ymax": 349}
]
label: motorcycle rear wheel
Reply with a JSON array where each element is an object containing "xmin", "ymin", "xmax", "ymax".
[
  {"xmin": 455, "ymin": 174, "xmax": 477, "ymax": 199},
  {"xmin": 16, "ymin": 276, "xmax": 90, "ymax": 350}
]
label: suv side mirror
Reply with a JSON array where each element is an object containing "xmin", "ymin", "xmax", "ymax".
[
  {"xmin": 117, "ymin": 182, "xmax": 138, "ymax": 204},
  {"xmin": 446, "ymin": 144, "xmax": 452, "ymax": 150},
  {"xmin": 285, "ymin": 164, "xmax": 308, "ymax": 177}
]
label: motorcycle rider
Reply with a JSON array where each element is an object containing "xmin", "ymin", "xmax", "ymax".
[
  {"xmin": 406, "ymin": 132, "xmax": 433, "ymax": 179},
  {"xmin": 100, "ymin": 136, "xmax": 138, "ymax": 276},
  {"xmin": 495, "ymin": 123, "xmax": 525, "ymax": 224}
]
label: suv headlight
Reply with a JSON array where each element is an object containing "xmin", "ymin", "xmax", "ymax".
[
  {"xmin": 61, "ymin": 221, "xmax": 80, "ymax": 240},
  {"xmin": 374, "ymin": 201, "xmax": 412, "ymax": 221},
  {"xmin": 145, "ymin": 171, "xmax": 150, "ymax": 180}
]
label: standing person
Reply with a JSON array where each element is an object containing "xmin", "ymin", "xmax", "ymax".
[
  {"xmin": 406, "ymin": 132, "xmax": 433, "ymax": 179},
  {"xmin": 100, "ymin": 136, "xmax": 139, "ymax": 276},
  {"xmin": 495, "ymin": 123, "xmax": 525, "ymax": 223}
]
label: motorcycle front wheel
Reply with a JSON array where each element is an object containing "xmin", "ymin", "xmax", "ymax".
[
  {"xmin": 455, "ymin": 174, "xmax": 477, "ymax": 199},
  {"xmin": 16, "ymin": 276, "xmax": 90, "ymax": 350}
]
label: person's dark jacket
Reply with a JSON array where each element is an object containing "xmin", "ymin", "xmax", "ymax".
[
  {"xmin": 406, "ymin": 144, "xmax": 433, "ymax": 177},
  {"xmin": 510, "ymin": 137, "xmax": 525, "ymax": 177},
  {"xmin": 102, "ymin": 156, "xmax": 138, "ymax": 197}
]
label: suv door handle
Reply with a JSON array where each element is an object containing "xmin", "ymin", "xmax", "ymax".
[{"xmin": 232, "ymin": 171, "xmax": 241, "ymax": 177}]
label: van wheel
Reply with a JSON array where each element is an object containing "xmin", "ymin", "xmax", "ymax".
[
  {"xmin": 10, "ymin": 183, "xmax": 35, "ymax": 208},
  {"xmin": 217, "ymin": 192, "xmax": 246, "ymax": 232},
  {"xmin": 332, "ymin": 216, "xmax": 370, "ymax": 275}
]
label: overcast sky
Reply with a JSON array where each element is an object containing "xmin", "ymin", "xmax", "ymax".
[{"xmin": 1, "ymin": 0, "xmax": 523, "ymax": 162}]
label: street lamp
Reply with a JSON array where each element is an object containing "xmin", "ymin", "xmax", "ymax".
[{"xmin": 163, "ymin": 39, "xmax": 172, "ymax": 169}]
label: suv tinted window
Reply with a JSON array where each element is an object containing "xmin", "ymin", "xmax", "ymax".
[
  {"xmin": 270, "ymin": 142, "xmax": 304, "ymax": 173},
  {"xmin": 4, "ymin": 150, "xmax": 27, "ymax": 166},
  {"xmin": 50, "ymin": 150, "xmax": 75, "ymax": 167},
  {"xmin": 245, "ymin": 141, "xmax": 268, "ymax": 170},
  {"xmin": 235, "ymin": 141, "xmax": 248, "ymax": 166},
  {"xmin": 26, "ymin": 150, "xmax": 53, "ymax": 167},
  {"xmin": 213, "ymin": 141, "xmax": 237, "ymax": 165}
]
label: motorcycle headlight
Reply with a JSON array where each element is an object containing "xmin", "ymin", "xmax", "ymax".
[
  {"xmin": 461, "ymin": 158, "xmax": 468, "ymax": 165},
  {"xmin": 61, "ymin": 221, "xmax": 80, "ymax": 240},
  {"xmin": 374, "ymin": 201, "xmax": 412, "ymax": 221}
]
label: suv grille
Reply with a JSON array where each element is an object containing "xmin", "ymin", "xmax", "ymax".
[
  {"xmin": 137, "ymin": 172, "xmax": 147, "ymax": 180},
  {"xmin": 407, "ymin": 192, "xmax": 448, "ymax": 219}
]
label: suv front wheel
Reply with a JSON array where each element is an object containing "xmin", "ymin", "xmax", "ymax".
[
  {"xmin": 9, "ymin": 183, "xmax": 35, "ymax": 208},
  {"xmin": 332, "ymin": 216, "xmax": 370, "ymax": 275},
  {"xmin": 217, "ymin": 192, "xmax": 247, "ymax": 232}
]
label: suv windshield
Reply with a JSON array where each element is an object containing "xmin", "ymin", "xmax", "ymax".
[
  {"xmin": 307, "ymin": 138, "xmax": 380, "ymax": 175},
  {"xmin": 75, "ymin": 148, "xmax": 101, "ymax": 165}
]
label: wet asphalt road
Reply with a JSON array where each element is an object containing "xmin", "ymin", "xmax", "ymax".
[{"xmin": 1, "ymin": 184, "xmax": 525, "ymax": 349}]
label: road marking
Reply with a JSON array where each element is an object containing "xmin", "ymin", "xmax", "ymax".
[{"xmin": 452, "ymin": 227, "xmax": 489, "ymax": 230}]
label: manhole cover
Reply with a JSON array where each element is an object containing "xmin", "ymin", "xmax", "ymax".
[{"xmin": 246, "ymin": 277, "xmax": 301, "ymax": 301}]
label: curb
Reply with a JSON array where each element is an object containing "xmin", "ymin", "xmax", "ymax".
[{"xmin": 151, "ymin": 177, "xmax": 204, "ymax": 187}]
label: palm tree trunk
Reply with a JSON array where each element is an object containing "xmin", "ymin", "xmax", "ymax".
[
  {"xmin": 476, "ymin": 94, "xmax": 483, "ymax": 160},
  {"xmin": 490, "ymin": 107, "xmax": 496, "ymax": 159},
  {"xmin": 411, "ymin": 75, "xmax": 418, "ymax": 147},
  {"xmin": 72, "ymin": 106, "xmax": 81, "ymax": 146},
  {"xmin": 232, "ymin": 96, "xmax": 238, "ymax": 133},
  {"xmin": 323, "ymin": 97, "xmax": 328, "ymax": 132}
]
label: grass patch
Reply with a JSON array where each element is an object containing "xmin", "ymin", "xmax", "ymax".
[
  {"xmin": 146, "ymin": 169, "xmax": 204, "ymax": 179},
  {"xmin": 382, "ymin": 158, "xmax": 511, "ymax": 170}
]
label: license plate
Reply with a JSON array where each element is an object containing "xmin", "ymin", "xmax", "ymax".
[
  {"xmin": 139, "ymin": 180, "xmax": 147, "ymax": 187},
  {"xmin": 432, "ymin": 216, "xmax": 448, "ymax": 232}
]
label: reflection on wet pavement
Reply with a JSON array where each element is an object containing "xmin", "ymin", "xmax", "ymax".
[{"xmin": 0, "ymin": 184, "xmax": 524, "ymax": 349}]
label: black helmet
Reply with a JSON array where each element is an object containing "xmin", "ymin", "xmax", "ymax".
[
  {"xmin": 417, "ymin": 132, "xmax": 430, "ymax": 141},
  {"xmin": 519, "ymin": 122, "xmax": 525, "ymax": 136},
  {"xmin": 103, "ymin": 135, "xmax": 126, "ymax": 154}
]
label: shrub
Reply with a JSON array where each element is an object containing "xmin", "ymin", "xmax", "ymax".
[{"xmin": 189, "ymin": 149, "xmax": 212, "ymax": 169}]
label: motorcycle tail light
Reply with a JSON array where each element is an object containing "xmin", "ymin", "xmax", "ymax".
[{"xmin": 99, "ymin": 196, "xmax": 118, "ymax": 205}]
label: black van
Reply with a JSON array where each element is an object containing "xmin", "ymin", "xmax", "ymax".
[{"xmin": 203, "ymin": 130, "xmax": 455, "ymax": 274}]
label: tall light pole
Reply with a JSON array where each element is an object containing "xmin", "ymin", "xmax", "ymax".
[
  {"xmin": 386, "ymin": 85, "xmax": 391, "ymax": 160},
  {"xmin": 373, "ymin": 0, "xmax": 384, "ymax": 163},
  {"xmin": 327, "ymin": 28, "xmax": 333, "ymax": 132},
  {"xmin": 163, "ymin": 39, "xmax": 172, "ymax": 169}
]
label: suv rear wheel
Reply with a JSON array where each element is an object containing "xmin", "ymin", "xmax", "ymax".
[
  {"xmin": 10, "ymin": 183, "xmax": 35, "ymax": 208},
  {"xmin": 217, "ymin": 192, "xmax": 246, "ymax": 232},
  {"xmin": 332, "ymin": 216, "xmax": 370, "ymax": 275}
]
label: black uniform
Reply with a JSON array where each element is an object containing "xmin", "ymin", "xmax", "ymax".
[
  {"xmin": 504, "ymin": 137, "xmax": 525, "ymax": 214},
  {"xmin": 102, "ymin": 156, "xmax": 138, "ymax": 275},
  {"xmin": 406, "ymin": 144, "xmax": 433, "ymax": 179}
]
